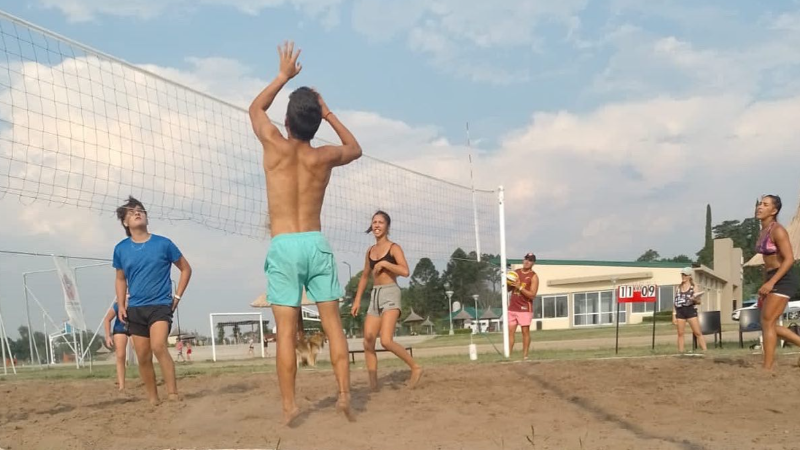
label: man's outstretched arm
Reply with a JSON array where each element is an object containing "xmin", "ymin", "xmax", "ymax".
[{"xmin": 249, "ymin": 41, "xmax": 302, "ymax": 144}]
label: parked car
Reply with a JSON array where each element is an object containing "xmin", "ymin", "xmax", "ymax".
[
  {"xmin": 731, "ymin": 299, "xmax": 757, "ymax": 321},
  {"xmin": 732, "ymin": 298, "xmax": 800, "ymax": 321}
]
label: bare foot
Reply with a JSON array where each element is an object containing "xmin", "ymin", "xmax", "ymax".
[
  {"xmin": 282, "ymin": 406, "xmax": 301, "ymax": 427},
  {"xmin": 407, "ymin": 366, "xmax": 423, "ymax": 389},
  {"xmin": 148, "ymin": 397, "xmax": 160, "ymax": 407},
  {"xmin": 167, "ymin": 393, "xmax": 181, "ymax": 402},
  {"xmin": 336, "ymin": 392, "xmax": 355, "ymax": 422},
  {"xmin": 368, "ymin": 371, "xmax": 378, "ymax": 392}
]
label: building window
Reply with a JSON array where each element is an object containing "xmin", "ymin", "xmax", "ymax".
[
  {"xmin": 534, "ymin": 295, "xmax": 568, "ymax": 319},
  {"xmin": 574, "ymin": 290, "xmax": 623, "ymax": 326},
  {"xmin": 632, "ymin": 285, "xmax": 675, "ymax": 313}
]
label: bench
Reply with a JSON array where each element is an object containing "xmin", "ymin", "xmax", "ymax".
[{"xmin": 349, "ymin": 347, "xmax": 413, "ymax": 364}]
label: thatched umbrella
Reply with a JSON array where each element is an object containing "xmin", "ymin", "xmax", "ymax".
[
  {"xmin": 745, "ymin": 192, "xmax": 800, "ymax": 266},
  {"xmin": 453, "ymin": 308, "xmax": 473, "ymax": 328},
  {"xmin": 421, "ymin": 316, "xmax": 435, "ymax": 335},
  {"xmin": 250, "ymin": 290, "xmax": 314, "ymax": 307},
  {"xmin": 479, "ymin": 307, "xmax": 500, "ymax": 332},
  {"xmin": 403, "ymin": 309, "xmax": 424, "ymax": 334}
]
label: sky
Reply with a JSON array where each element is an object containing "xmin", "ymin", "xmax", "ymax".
[{"xmin": 1, "ymin": 0, "xmax": 799, "ymax": 338}]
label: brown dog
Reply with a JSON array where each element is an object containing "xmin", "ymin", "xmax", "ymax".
[{"xmin": 296, "ymin": 331, "xmax": 326, "ymax": 367}]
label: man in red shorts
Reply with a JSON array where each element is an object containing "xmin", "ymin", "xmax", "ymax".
[{"xmin": 507, "ymin": 252, "xmax": 539, "ymax": 359}]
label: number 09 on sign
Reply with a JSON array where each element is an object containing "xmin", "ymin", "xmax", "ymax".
[{"xmin": 617, "ymin": 284, "xmax": 657, "ymax": 303}]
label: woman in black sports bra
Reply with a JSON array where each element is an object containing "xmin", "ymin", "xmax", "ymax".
[
  {"xmin": 351, "ymin": 211, "xmax": 422, "ymax": 390},
  {"xmin": 755, "ymin": 194, "xmax": 800, "ymax": 371}
]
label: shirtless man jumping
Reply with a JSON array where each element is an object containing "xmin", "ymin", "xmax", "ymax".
[{"xmin": 249, "ymin": 41, "xmax": 362, "ymax": 426}]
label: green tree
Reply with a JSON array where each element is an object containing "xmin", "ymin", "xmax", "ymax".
[
  {"xmin": 340, "ymin": 271, "xmax": 372, "ymax": 336},
  {"xmin": 407, "ymin": 257, "xmax": 445, "ymax": 318},
  {"xmin": 636, "ymin": 249, "xmax": 661, "ymax": 262},
  {"xmin": 216, "ymin": 323, "xmax": 225, "ymax": 343},
  {"xmin": 664, "ymin": 255, "xmax": 693, "ymax": 263},
  {"xmin": 696, "ymin": 204, "xmax": 714, "ymax": 267}
]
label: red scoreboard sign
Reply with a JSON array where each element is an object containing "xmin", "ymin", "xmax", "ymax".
[{"xmin": 617, "ymin": 284, "xmax": 658, "ymax": 303}]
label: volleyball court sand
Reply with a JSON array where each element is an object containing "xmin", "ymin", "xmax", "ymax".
[{"xmin": 1, "ymin": 354, "xmax": 798, "ymax": 450}]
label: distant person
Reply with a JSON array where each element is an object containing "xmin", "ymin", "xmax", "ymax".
[
  {"xmin": 507, "ymin": 252, "xmax": 539, "ymax": 359},
  {"xmin": 103, "ymin": 302, "xmax": 129, "ymax": 390},
  {"xmin": 351, "ymin": 211, "xmax": 422, "ymax": 390},
  {"xmin": 754, "ymin": 195, "xmax": 800, "ymax": 370},
  {"xmin": 671, "ymin": 267, "xmax": 707, "ymax": 352}
]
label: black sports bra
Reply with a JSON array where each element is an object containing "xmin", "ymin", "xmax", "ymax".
[{"xmin": 369, "ymin": 244, "xmax": 397, "ymax": 269}]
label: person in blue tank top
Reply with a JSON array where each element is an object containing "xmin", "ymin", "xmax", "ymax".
[
  {"xmin": 103, "ymin": 301, "xmax": 129, "ymax": 390},
  {"xmin": 113, "ymin": 196, "xmax": 192, "ymax": 405}
]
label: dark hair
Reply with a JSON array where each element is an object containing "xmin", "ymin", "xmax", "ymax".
[
  {"xmin": 365, "ymin": 210, "xmax": 391, "ymax": 234},
  {"xmin": 286, "ymin": 87, "xmax": 322, "ymax": 142},
  {"xmin": 764, "ymin": 194, "xmax": 783, "ymax": 217},
  {"xmin": 116, "ymin": 196, "xmax": 145, "ymax": 237}
]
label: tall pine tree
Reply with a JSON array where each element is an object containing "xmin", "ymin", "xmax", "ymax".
[{"xmin": 696, "ymin": 204, "xmax": 714, "ymax": 267}]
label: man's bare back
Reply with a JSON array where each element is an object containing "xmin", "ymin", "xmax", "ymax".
[{"xmin": 262, "ymin": 140, "xmax": 335, "ymax": 236}]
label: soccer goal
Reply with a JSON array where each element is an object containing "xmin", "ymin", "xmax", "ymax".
[{"xmin": 209, "ymin": 312, "xmax": 266, "ymax": 362}]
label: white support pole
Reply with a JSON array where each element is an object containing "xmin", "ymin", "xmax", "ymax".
[
  {"xmin": 23, "ymin": 274, "xmax": 36, "ymax": 366},
  {"xmin": 259, "ymin": 313, "xmax": 265, "ymax": 359},
  {"xmin": 72, "ymin": 326, "xmax": 79, "ymax": 369},
  {"xmin": 43, "ymin": 312, "xmax": 50, "ymax": 365},
  {"xmin": 0, "ymin": 301, "xmax": 17, "ymax": 375},
  {"xmin": 467, "ymin": 123, "xmax": 482, "ymax": 262},
  {"xmin": 498, "ymin": 186, "xmax": 510, "ymax": 358},
  {"xmin": 81, "ymin": 298, "xmax": 116, "ymax": 362},
  {"xmin": 209, "ymin": 314, "xmax": 217, "ymax": 362},
  {"xmin": 1, "ymin": 309, "xmax": 7, "ymax": 375}
]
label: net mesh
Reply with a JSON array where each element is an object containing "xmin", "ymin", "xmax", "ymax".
[{"xmin": 0, "ymin": 10, "xmax": 499, "ymax": 264}]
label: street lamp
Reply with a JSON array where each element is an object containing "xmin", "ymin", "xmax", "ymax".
[
  {"xmin": 444, "ymin": 282, "xmax": 455, "ymax": 336},
  {"xmin": 342, "ymin": 261, "xmax": 352, "ymax": 281},
  {"xmin": 472, "ymin": 294, "xmax": 480, "ymax": 334}
]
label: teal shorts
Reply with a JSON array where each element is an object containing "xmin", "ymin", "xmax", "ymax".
[{"xmin": 265, "ymin": 231, "xmax": 343, "ymax": 307}]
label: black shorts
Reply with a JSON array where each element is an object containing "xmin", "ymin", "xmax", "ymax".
[
  {"xmin": 766, "ymin": 269, "xmax": 799, "ymax": 298},
  {"xmin": 126, "ymin": 305, "xmax": 173, "ymax": 338},
  {"xmin": 675, "ymin": 305, "xmax": 697, "ymax": 320}
]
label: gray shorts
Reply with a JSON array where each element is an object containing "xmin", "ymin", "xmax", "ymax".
[{"xmin": 367, "ymin": 283, "xmax": 402, "ymax": 317}]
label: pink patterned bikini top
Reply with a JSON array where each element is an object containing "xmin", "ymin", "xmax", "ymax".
[{"xmin": 756, "ymin": 222, "xmax": 777, "ymax": 256}]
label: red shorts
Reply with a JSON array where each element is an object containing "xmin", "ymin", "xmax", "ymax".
[{"xmin": 508, "ymin": 311, "xmax": 533, "ymax": 328}]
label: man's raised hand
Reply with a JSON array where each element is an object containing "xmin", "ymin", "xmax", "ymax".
[{"xmin": 277, "ymin": 41, "xmax": 302, "ymax": 80}]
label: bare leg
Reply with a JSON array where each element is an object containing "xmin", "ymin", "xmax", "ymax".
[
  {"xmin": 316, "ymin": 301, "xmax": 353, "ymax": 422},
  {"xmin": 676, "ymin": 319, "xmax": 687, "ymax": 352},
  {"xmin": 521, "ymin": 326, "xmax": 531, "ymax": 359},
  {"xmin": 762, "ymin": 295, "xmax": 792, "ymax": 371},
  {"xmin": 686, "ymin": 317, "xmax": 707, "ymax": 351},
  {"xmin": 273, "ymin": 305, "xmax": 301, "ymax": 425},
  {"xmin": 378, "ymin": 310, "xmax": 422, "ymax": 388},
  {"xmin": 131, "ymin": 335, "xmax": 158, "ymax": 405},
  {"xmin": 113, "ymin": 334, "xmax": 128, "ymax": 390},
  {"xmin": 362, "ymin": 314, "xmax": 381, "ymax": 391},
  {"xmin": 149, "ymin": 321, "xmax": 178, "ymax": 399},
  {"xmin": 508, "ymin": 323, "xmax": 518, "ymax": 355}
]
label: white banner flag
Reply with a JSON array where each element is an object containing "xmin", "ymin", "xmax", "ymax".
[{"xmin": 52, "ymin": 256, "xmax": 86, "ymax": 330}]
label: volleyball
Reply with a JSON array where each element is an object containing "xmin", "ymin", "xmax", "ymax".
[{"xmin": 506, "ymin": 271, "xmax": 519, "ymax": 284}]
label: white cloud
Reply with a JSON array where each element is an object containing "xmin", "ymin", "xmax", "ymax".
[
  {"xmin": 352, "ymin": 0, "xmax": 587, "ymax": 84},
  {"xmin": 37, "ymin": 0, "xmax": 342, "ymax": 24}
]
